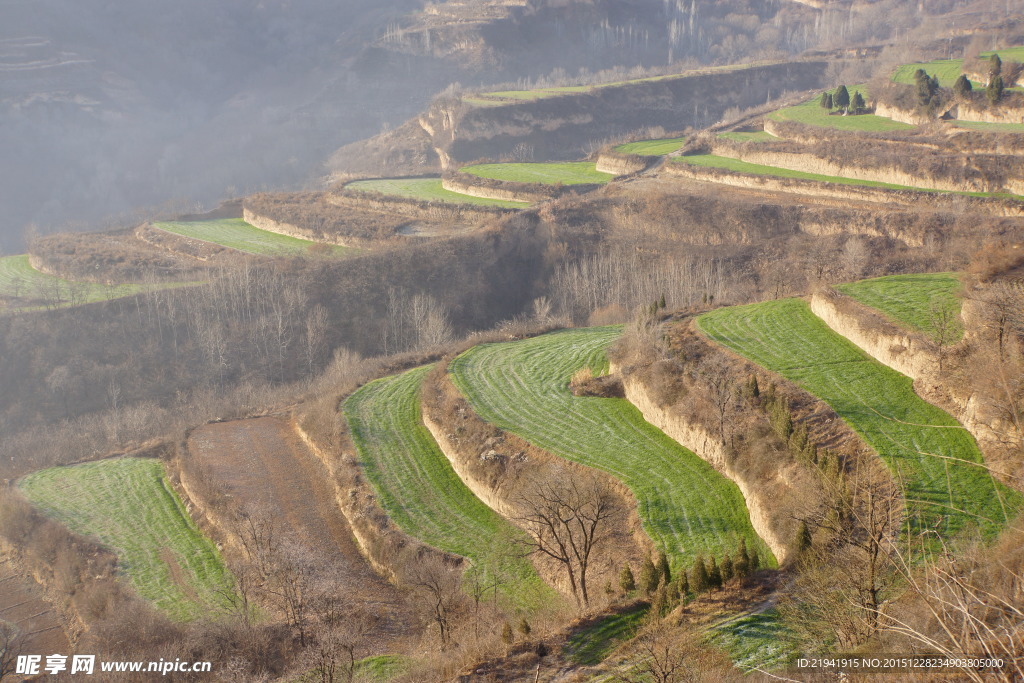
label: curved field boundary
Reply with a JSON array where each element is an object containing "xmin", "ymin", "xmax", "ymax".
[
  {"xmin": 612, "ymin": 137, "xmax": 687, "ymax": 156},
  {"xmin": 769, "ymin": 85, "xmax": 913, "ymax": 132},
  {"xmin": 343, "ymin": 366, "xmax": 555, "ymax": 611},
  {"xmin": 448, "ymin": 328, "xmax": 774, "ymax": 572},
  {"xmin": 18, "ymin": 458, "xmax": 233, "ymax": 621},
  {"xmin": 345, "ymin": 178, "xmax": 529, "ymax": 208},
  {"xmin": 698, "ymin": 299, "xmax": 1021, "ymax": 544},
  {"xmin": 152, "ymin": 218, "xmax": 338, "ymax": 256},
  {"xmin": 835, "ymin": 272, "xmax": 963, "ymax": 342},
  {"xmin": 0, "ymin": 255, "xmax": 164, "ymax": 309},
  {"xmin": 459, "ymin": 162, "xmax": 614, "ymax": 186}
]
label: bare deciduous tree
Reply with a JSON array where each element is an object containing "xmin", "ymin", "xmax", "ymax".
[
  {"xmin": 515, "ymin": 472, "xmax": 620, "ymax": 608},
  {"xmin": 405, "ymin": 554, "xmax": 465, "ymax": 649}
]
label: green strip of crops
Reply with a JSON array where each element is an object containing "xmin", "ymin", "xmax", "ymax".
[
  {"xmin": 343, "ymin": 366, "xmax": 555, "ymax": 612},
  {"xmin": 459, "ymin": 162, "xmax": 614, "ymax": 185},
  {"xmin": 449, "ymin": 327, "xmax": 774, "ymax": 574},
  {"xmin": 0, "ymin": 254, "xmax": 183, "ymax": 309},
  {"xmin": 19, "ymin": 458, "xmax": 233, "ymax": 621},
  {"xmin": 769, "ymin": 85, "xmax": 914, "ymax": 132},
  {"xmin": 836, "ymin": 272, "xmax": 963, "ymax": 342},
  {"xmin": 613, "ymin": 137, "xmax": 687, "ymax": 156},
  {"xmin": 698, "ymin": 299, "xmax": 1021, "ymax": 545},
  {"xmin": 345, "ymin": 178, "xmax": 529, "ymax": 208},
  {"xmin": 716, "ymin": 131, "xmax": 777, "ymax": 142},
  {"xmin": 153, "ymin": 218, "xmax": 347, "ymax": 256}
]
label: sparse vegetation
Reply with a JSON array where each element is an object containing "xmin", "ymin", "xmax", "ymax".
[
  {"xmin": 449, "ymin": 327, "xmax": 774, "ymax": 570},
  {"xmin": 563, "ymin": 603, "xmax": 649, "ymax": 665},
  {"xmin": 18, "ymin": 458, "xmax": 233, "ymax": 621}
]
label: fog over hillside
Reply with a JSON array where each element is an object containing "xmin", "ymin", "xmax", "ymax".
[{"xmin": 0, "ymin": 0, "xmax": 1005, "ymax": 252}]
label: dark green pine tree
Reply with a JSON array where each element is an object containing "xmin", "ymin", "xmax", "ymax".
[
  {"xmin": 677, "ymin": 570, "xmax": 690, "ymax": 597},
  {"xmin": 833, "ymin": 85, "xmax": 850, "ymax": 112},
  {"xmin": 735, "ymin": 539, "xmax": 751, "ymax": 577},
  {"xmin": 690, "ymin": 556, "xmax": 710, "ymax": 593},
  {"xmin": 749, "ymin": 548, "xmax": 761, "ymax": 572},
  {"xmin": 820, "ymin": 91, "xmax": 834, "ymax": 109},
  {"xmin": 708, "ymin": 556, "xmax": 723, "ymax": 589},
  {"xmin": 851, "ymin": 91, "xmax": 866, "ymax": 113},
  {"xmin": 953, "ymin": 74, "xmax": 973, "ymax": 99},
  {"xmin": 721, "ymin": 555, "xmax": 734, "ymax": 583},
  {"xmin": 656, "ymin": 551, "xmax": 671, "ymax": 585},
  {"xmin": 989, "ymin": 53, "xmax": 1002, "ymax": 80},
  {"xmin": 639, "ymin": 555, "xmax": 659, "ymax": 595},
  {"xmin": 619, "ymin": 564, "xmax": 636, "ymax": 593},
  {"xmin": 988, "ymin": 75, "xmax": 1005, "ymax": 104}
]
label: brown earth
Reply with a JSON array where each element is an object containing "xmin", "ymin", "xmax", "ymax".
[
  {"xmin": 186, "ymin": 417, "xmax": 414, "ymax": 650},
  {"xmin": 0, "ymin": 557, "xmax": 69, "ymax": 656}
]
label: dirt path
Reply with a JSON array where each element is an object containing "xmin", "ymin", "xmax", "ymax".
[
  {"xmin": 0, "ymin": 557, "xmax": 69, "ymax": 656},
  {"xmin": 187, "ymin": 417, "xmax": 415, "ymax": 651}
]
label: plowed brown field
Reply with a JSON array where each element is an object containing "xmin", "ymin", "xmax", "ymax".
[
  {"xmin": 0, "ymin": 557, "xmax": 68, "ymax": 656},
  {"xmin": 187, "ymin": 417, "xmax": 414, "ymax": 650}
]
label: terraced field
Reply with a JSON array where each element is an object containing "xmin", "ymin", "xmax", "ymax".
[
  {"xmin": 835, "ymin": 272, "xmax": 963, "ymax": 341},
  {"xmin": 343, "ymin": 366, "xmax": 555, "ymax": 611},
  {"xmin": 707, "ymin": 610, "xmax": 797, "ymax": 672},
  {"xmin": 674, "ymin": 155, "xmax": 1023, "ymax": 200},
  {"xmin": 19, "ymin": 458, "xmax": 233, "ymax": 621},
  {"xmin": 613, "ymin": 137, "xmax": 687, "ymax": 155},
  {"xmin": 153, "ymin": 218, "xmax": 347, "ymax": 256},
  {"xmin": 717, "ymin": 131, "xmax": 776, "ymax": 142},
  {"xmin": 449, "ymin": 327, "xmax": 774, "ymax": 572},
  {"xmin": 345, "ymin": 178, "xmax": 529, "ymax": 208},
  {"xmin": 459, "ymin": 162, "xmax": 615, "ymax": 185},
  {"xmin": 769, "ymin": 85, "xmax": 914, "ymax": 132},
  {"xmin": 0, "ymin": 254, "xmax": 159, "ymax": 308},
  {"xmin": 563, "ymin": 604, "xmax": 649, "ymax": 665},
  {"xmin": 698, "ymin": 299, "xmax": 1021, "ymax": 544},
  {"xmin": 892, "ymin": 47, "xmax": 1024, "ymax": 90}
]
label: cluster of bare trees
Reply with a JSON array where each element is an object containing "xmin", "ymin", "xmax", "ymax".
[{"xmin": 552, "ymin": 250, "xmax": 731, "ymax": 323}]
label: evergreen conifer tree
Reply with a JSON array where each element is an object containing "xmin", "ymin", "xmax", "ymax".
[
  {"xmin": 953, "ymin": 74, "xmax": 973, "ymax": 99},
  {"xmin": 656, "ymin": 551, "xmax": 671, "ymax": 585},
  {"xmin": 833, "ymin": 85, "xmax": 850, "ymax": 112},
  {"xmin": 708, "ymin": 556, "xmax": 723, "ymax": 589},
  {"xmin": 690, "ymin": 556, "xmax": 710, "ymax": 593},
  {"xmin": 721, "ymin": 555, "xmax": 734, "ymax": 583},
  {"xmin": 619, "ymin": 565, "xmax": 636, "ymax": 593},
  {"xmin": 639, "ymin": 555, "xmax": 659, "ymax": 595}
]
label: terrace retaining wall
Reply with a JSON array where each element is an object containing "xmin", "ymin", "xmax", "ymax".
[
  {"xmin": 609, "ymin": 361, "xmax": 791, "ymax": 564},
  {"xmin": 440, "ymin": 175, "xmax": 554, "ymax": 204},
  {"xmin": 242, "ymin": 207, "xmax": 349, "ymax": 247},
  {"xmin": 595, "ymin": 152, "xmax": 654, "ymax": 175},
  {"xmin": 662, "ymin": 162, "xmax": 1024, "ymax": 221}
]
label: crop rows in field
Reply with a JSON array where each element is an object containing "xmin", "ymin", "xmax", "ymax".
[
  {"xmin": 698, "ymin": 299, "xmax": 1021, "ymax": 544},
  {"xmin": 0, "ymin": 255, "xmax": 181, "ymax": 310},
  {"xmin": 343, "ymin": 366, "xmax": 554, "ymax": 611},
  {"xmin": 345, "ymin": 177, "xmax": 528, "ymax": 208},
  {"xmin": 153, "ymin": 218, "xmax": 346, "ymax": 256},
  {"xmin": 835, "ymin": 272, "xmax": 963, "ymax": 342},
  {"xmin": 612, "ymin": 137, "xmax": 687, "ymax": 156},
  {"xmin": 19, "ymin": 458, "xmax": 233, "ymax": 621},
  {"xmin": 459, "ymin": 162, "xmax": 615, "ymax": 185},
  {"xmin": 449, "ymin": 327, "xmax": 774, "ymax": 573},
  {"xmin": 769, "ymin": 85, "xmax": 913, "ymax": 132}
]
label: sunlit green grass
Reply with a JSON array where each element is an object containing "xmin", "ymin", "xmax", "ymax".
[
  {"xmin": 343, "ymin": 366, "xmax": 555, "ymax": 612},
  {"xmin": 707, "ymin": 610, "xmax": 798, "ymax": 672},
  {"xmin": 0, "ymin": 254, "xmax": 189, "ymax": 310},
  {"xmin": 449, "ymin": 327, "xmax": 774, "ymax": 572},
  {"xmin": 564, "ymin": 604, "xmax": 649, "ymax": 665},
  {"xmin": 459, "ymin": 162, "xmax": 615, "ymax": 185},
  {"xmin": 698, "ymin": 299, "xmax": 1021, "ymax": 547},
  {"xmin": 345, "ymin": 177, "xmax": 529, "ymax": 208},
  {"xmin": 717, "ymin": 131, "xmax": 777, "ymax": 142},
  {"xmin": 836, "ymin": 273, "xmax": 963, "ymax": 342},
  {"xmin": 892, "ymin": 47, "xmax": 1024, "ymax": 90},
  {"xmin": 952, "ymin": 120, "xmax": 1024, "ymax": 132},
  {"xmin": 613, "ymin": 137, "xmax": 687, "ymax": 156},
  {"xmin": 19, "ymin": 458, "xmax": 233, "ymax": 621},
  {"xmin": 769, "ymin": 85, "xmax": 914, "ymax": 132},
  {"xmin": 152, "ymin": 218, "xmax": 348, "ymax": 256}
]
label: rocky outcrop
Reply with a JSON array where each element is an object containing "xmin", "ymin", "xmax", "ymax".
[{"xmin": 611, "ymin": 363, "xmax": 792, "ymax": 563}]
